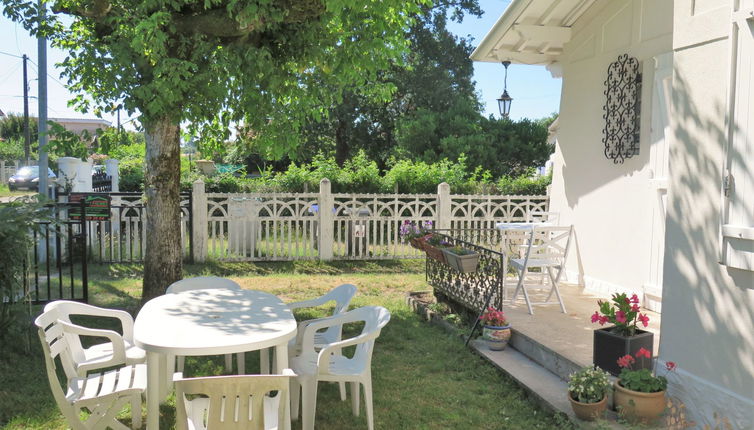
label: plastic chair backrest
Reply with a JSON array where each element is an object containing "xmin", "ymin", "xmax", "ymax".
[
  {"xmin": 175, "ymin": 372, "xmax": 293, "ymax": 430},
  {"xmin": 34, "ymin": 309, "xmax": 87, "ymax": 430},
  {"xmin": 43, "ymin": 300, "xmax": 134, "ymax": 366},
  {"xmin": 322, "ymin": 283, "xmax": 357, "ymax": 316},
  {"xmin": 167, "ymin": 276, "xmax": 242, "ymax": 294},
  {"xmin": 304, "ymin": 306, "xmax": 391, "ymax": 371}
]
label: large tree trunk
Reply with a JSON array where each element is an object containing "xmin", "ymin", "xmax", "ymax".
[{"xmin": 141, "ymin": 116, "xmax": 182, "ymax": 304}]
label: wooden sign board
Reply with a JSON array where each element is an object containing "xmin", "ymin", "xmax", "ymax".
[{"xmin": 69, "ymin": 193, "xmax": 111, "ymax": 221}]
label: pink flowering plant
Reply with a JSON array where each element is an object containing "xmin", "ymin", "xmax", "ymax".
[
  {"xmin": 591, "ymin": 292, "xmax": 650, "ymax": 337},
  {"xmin": 616, "ymin": 347, "xmax": 676, "ymax": 393},
  {"xmin": 479, "ymin": 307, "xmax": 508, "ymax": 327}
]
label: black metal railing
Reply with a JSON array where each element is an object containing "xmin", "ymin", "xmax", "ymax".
[
  {"xmin": 425, "ymin": 229, "xmax": 506, "ymax": 312},
  {"xmin": 29, "ymin": 200, "xmax": 88, "ymax": 304}
]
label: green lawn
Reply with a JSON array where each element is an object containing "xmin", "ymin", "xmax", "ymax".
[
  {"xmin": 0, "ymin": 184, "xmax": 32, "ymax": 199},
  {"xmin": 0, "ymin": 260, "xmax": 573, "ymax": 429}
]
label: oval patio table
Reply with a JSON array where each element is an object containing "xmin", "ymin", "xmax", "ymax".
[{"xmin": 134, "ymin": 288, "xmax": 297, "ymax": 430}]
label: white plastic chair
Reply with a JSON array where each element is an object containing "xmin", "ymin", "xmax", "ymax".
[
  {"xmin": 287, "ymin": 283, "xmax": 358, "ymax": 353},
  {"xmin": 286, "ymin": 284, "xmax": 357, "ymax": 399},
  {"xmin": 166, "ymin": 276, "xmax": 243, "ymax": 373},
  {"xmin": 509, "ymin": 225, "xmax": 573, "ymax": 314},
  {"xmin": 44, "ymin": 300, "xmax": 146, "ymax": 377},
  {"xmin": 290, "ymin": 306, "xmax": 391, "ymax": 430},
  {"xmin": 174, "ymin": 370, "xmax": 294, "ymax": 430},
  {"xmin": 35, "ymin": 307, "xmax": 146, "ymax": 430}
]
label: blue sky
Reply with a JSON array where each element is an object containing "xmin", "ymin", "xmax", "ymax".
[{"xmin": 0, "ymin": 1, "xmax": 561, "ymax": 127}]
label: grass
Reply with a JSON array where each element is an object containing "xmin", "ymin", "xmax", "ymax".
[
  {"xmin": 0, "ymin": 184, "xmax": 32, "ymax": 199},
  {"xmin": 0, "ymin": 260, "xmax": 573, "ymax": 429}
]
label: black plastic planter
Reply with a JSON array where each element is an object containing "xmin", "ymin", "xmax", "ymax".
[{"xmin": 593, "ymin": 327, "xmax": 654, "ymax": 376}]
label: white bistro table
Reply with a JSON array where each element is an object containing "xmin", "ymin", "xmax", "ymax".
[{"xmin": 134, "ymin": 288, "xmax": 297, "ymax": 430}]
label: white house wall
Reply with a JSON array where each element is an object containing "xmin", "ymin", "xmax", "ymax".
[
  {"xmin": 549, "ymin": 0, "xmax": 673, "ymax": 307},
  {"xmin": 661, "ymin": 0, "xmax": 754, "ymax": 426}
]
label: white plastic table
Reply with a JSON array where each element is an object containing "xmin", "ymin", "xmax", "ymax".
[{"xmin": 134, "ymin": 288, "xmax": 297, "ymax": 430}]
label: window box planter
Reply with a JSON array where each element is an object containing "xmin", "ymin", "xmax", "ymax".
[
  {"xmin": 424, "ymin": 244, "xmax": 447, "ymax": 264},
  {"xmin": 593, "ymin": 327, "xmax": 654, "ymax": 376},
  {"xmin": 442, "ymin": 248, "xmax": 480, "ymax": 273}
]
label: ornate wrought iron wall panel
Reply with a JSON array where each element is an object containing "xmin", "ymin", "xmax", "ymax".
[
  {"xmin": 602, "ymin": 54, "xmax": 642, "ymax": 163},
  {"xmin": 425, "ymin": 230, "xmax": 505, "ymax": 312}
]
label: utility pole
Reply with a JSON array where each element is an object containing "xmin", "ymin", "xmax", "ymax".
[
  {"xmin": 22, "ymin": 54, "xmax": 31, "ymax": 165},
  {"xmin": 37, "ymin": 0, "xmax": 49, "ymax": 197},
  {"xmin": 117, "ymin": 106, "xmax": 122, "ymax": 145}
]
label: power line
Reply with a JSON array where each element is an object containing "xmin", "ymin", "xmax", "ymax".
[
  {"xmin": 26, "ymin": 57, "xmax": 68, "ymax": 89},
  {"xmin": 0, "ymin": 50, "xmax": 24, "ymax": 59}
]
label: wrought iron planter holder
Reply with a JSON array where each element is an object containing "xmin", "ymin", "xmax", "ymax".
[{"xmin": 425, "ymin": 229, "xmax": 506, "ymax": 345}]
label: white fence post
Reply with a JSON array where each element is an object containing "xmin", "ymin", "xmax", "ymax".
[
  {"xmin": 0, "ymin": 160, "xmax": 5, "ymax": 183},
  {"xmin": 437, "ymin": 182, "xmax": 451, "ymax": 230},
  {"xmin": 105, "ymin": 158, "xmax": 119, "ymax": 192},
  {"xmin": 192, "ymin": 179, "xmax": 208, "ymax": 262},
  {"xmin": 318, "ymin": 178, "xmax": 334, "ymax": 260}
]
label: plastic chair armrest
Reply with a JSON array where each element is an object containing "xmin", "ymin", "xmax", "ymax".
[
  {"xmin": 316, "ymin": 331, "xmax": 380, "ymax": 370},
  {"xmin": 60, "ymin": 321, "xmax": 127, "ymax": 371},
  {"xmin": 287, "ymin": 296, "xmax": 330, "ymax": 311}
]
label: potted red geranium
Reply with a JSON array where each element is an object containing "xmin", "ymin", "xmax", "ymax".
[
  {"xmin": 479, "ymin": 307, "xmax": 511, "ymax": 351},
  {"xmin": 613, "ymin": 348, "xmax": 676, "ymax": 424},
  {"xmin": 591, "ymin": 292, "xmax": 653, "ymax": 376}
]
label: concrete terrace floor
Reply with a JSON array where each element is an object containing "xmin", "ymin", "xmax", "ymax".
[{"xmin": 501, "ymin": 281, "xmax": 662, "ymax": 369}]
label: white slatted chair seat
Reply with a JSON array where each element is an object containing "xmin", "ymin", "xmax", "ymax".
[
  {"xmin": 82, "ymin": 339, "xmax": 147, "ymax": 368},
  {"xmin": 508, "ymin": 225, "xmax": 573, "ymax": 315},
  {"xmin": 44, "ymin": 300, "xmax": 146, "ymax": 378},
  {"xmin": 290, "ymin": 306, "xmax": 390, "ymax": 430},
  {"xmin": 36, "ymin": 308, "xmax": 145, "ymax": 430},
  {"xmin": 166, "ymin": 277, "xmax": 244, "ymax": 374},
  {"xmin": 68, "ymin": 364, "xmax": 147, "ymax": 409},
  {"xmin": 174, "ymin": 370, "xmax": 294, "ymax": 430},
  {"xmin": 510, "ymin": 257, "xmax": 561, "ymax": 269}
]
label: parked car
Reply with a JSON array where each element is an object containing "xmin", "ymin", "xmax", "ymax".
[{"xmin": 7, "ymin": 166, "xmax": 56, "ymax": 191}]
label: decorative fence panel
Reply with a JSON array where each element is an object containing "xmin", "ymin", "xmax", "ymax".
[
  {"xmin": 450, "ymin": 195, "xmax": 549, "ymax": 231},
  {"xmin": 205, "ymin": 193, "xmax": 320, "ymax": 261},
  {"xmin": 193, "ymin": 179, "xmax": 549, "ymax": 262},
  {"xmin": 332, "ymin": 193, "xmax": 437, "ymax": 259}
]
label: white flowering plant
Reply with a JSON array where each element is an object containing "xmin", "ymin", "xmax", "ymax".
[{"xmin": 568, "ymin": 366, "xmax": 611, "ymax": 404}]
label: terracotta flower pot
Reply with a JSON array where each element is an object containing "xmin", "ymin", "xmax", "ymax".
[
  {"xmin": 613, "ymin": 381, "xmax": 666, "ymax": 424},
  {"xmin": 568, "ymin": 393, "xmax": 607, "ymax": 421},
  {"xmin": 482, "ymin": 325, "xmax": 511, "ymax": 350}
]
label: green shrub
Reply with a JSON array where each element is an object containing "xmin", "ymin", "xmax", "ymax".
[
  {"xmin": 496, "ymin": 171, "xmax": 551, "ymax": 195},
  {"xmin": 0, "ymin": 200, "xmax": 55, "ymax": 349},
  {"xmin": 119, "ymin": 158, "xmax": 145, "ymax": 192},
  {"xmin": 0, "ymin": 139, "xmax": 25, "ymax": 162}
]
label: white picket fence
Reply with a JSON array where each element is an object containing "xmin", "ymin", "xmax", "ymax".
[{"xmin": 191, "ymin": 179, "xmax": 549, "ymax": 262}]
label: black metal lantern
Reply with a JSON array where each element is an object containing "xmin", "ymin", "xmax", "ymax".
[{"xmin": 497, "ymin": 61, "xmax": 513, "ymax": 118}]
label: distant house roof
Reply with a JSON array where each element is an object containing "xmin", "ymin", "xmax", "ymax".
[{"xmin": 50, "ymin": 117, "xmax": 112, "ymax": 135}]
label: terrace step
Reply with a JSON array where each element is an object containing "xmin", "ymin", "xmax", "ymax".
[
  {"xmin": 509, "ymin": 326, "xmax": 583, "ymax": 382},
  {"xmin": 470, "ymin": 339, "xmax": 666, "ymax": 429}
]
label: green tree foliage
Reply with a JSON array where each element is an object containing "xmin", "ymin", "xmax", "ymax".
[
  {"xmin": 4, "ymin": 0, "xmax": 424, "ymax": 302},
  {"xmin": 0, "ymin": 113, "xmax": 38, "ymax": 161}
]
